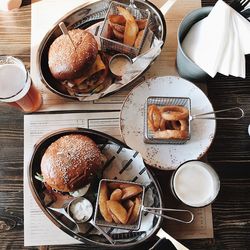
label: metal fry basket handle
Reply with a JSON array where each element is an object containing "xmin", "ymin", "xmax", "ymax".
[
  {"xmin": 192, "ymin": 107, "xmax": 245, "ymax": 120},
  {"xmin": 143, "ymin": 207, "xmax": 194, "ymax": 224}
]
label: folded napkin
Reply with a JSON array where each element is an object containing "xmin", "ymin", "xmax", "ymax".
[{"xmin": 182, "ymin": 0, "xmax": 250, "ymax": 78}]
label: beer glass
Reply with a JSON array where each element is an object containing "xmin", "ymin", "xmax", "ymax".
[{"xmin": 0, "ymin": 56, "xmax": 42, "ymax": 113}]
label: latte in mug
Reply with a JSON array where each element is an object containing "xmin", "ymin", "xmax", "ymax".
[{"xmin": 171, "ymin": 160, "xmax": 220, "ymax": 207}]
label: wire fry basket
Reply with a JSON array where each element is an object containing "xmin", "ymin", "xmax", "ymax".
[
  {"xmin": 94, "ymin": 179, "xmax": 145, "ymax": 231},
  {"xmin": 144, "ymin": 96, "xmax": 191, "ymax": 144},
  {"xmin": 100, "ymin": 1, "xmax": 150, "ymax": 57}
]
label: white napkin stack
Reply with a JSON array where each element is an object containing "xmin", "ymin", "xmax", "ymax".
[{"xmin": 182, "ymin": 0, "xmax": 250, "ymax": 78}]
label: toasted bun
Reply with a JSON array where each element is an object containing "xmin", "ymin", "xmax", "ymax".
[
  {"xmin": 41, "ymin": 134, "xmax": 102, "ymax": 192},
  {"xmin": 48, "ymin": 29, "xmax": 98, "ymax": 80}
]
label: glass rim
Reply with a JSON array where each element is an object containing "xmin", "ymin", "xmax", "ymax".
[
  {"xmin": 171, "ymin": 160, "xmax": 220, "ymax": 208},
  {"xmin": 0, "ymin": 56, "xmax": 29, "ymax": 101}
]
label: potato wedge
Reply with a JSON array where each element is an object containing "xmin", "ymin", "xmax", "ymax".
[
  {"xmin": 99, "ymin": 182, "xmax": 113, "ymax": 223},
  {"xmin": 136, "ymin": 19, "xmax": 147, "ymax": 30},
  {"xmin": 107, "ymin": 182, "xmax": 121, "ymax": 189},
  {"xmin": 109, "ymin": 14, "xmax": 126, "ymax": 25},
  {"xmin": 107, "ymin": 200, "xmax": 128, "ymax": 224},
  {"xmin": 113, "ymin": 29, "xmax": 124, "ymax": 41},
  {"xmin": 108, "ymin": 207, "xmax": 120, "ymax": 224},
  {"xmin": 110, "ymin": 22, "xmax": 125, "ymax": 33},
  {"xmin": 124, "ymin": 20, "xmax": 139, "ymax": 46},
  {"xmin": 134, "ymin": 30, "xmax": 144, "ymax": 49},
  {"xmin": 119, "ymin": 183, "xmax": 137, "ymax": 189},
  {"xmin": 117, "ymin": 6, "xmax": 139, "ymax": 46},
  {"xmin": 117, "ymin": 6, "xmax": 135, "ymax": 22},
  {"xmin": 127, "ymin": 197, "xmax": 141, "ymax": 224},
  {"xmin": 121, "ymin": 185, "xmax": 143, "ymax": 200},
  {"xmin": 110, "ymin": 188, "xmax": 123, "ymax": 201},
  {"xmin": 123, "ymin": 200, "xmax": 135, "ymax": 224}
]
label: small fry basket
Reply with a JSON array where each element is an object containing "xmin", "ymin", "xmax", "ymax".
[
  {"xmin": 94, "ymin": 179, "xmax": 145, "ymax": 231},
  {"xmin": 94, "ymin": 179, "xmax": 194, "ymax": 232},
  {"xmin": 100, "ymin": 1, "xmax": 150, "ymax": 57},
  {"xmin": 144, "ymin": 96, "xmax": 191, "ymax": 144}
]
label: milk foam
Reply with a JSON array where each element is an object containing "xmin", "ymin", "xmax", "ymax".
[
  {"xmin": 174, "ymin": 162, "xmax": 217, "ymax": 207},
  {"xmin": 0, "ymin": 64, "xmax": 26, "ymax": 99}
]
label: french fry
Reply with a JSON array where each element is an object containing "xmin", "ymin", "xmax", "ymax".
[
  {"xmin": 134, "ymin": 29, "xmax": 144, "ymax": 49},
  {"xmin": 113, "ymin": 29, "xmax": 124, "ymax": 41},
  {"xmin": 109, "ymin": 22, "xmax": 125, "ymax": 33},
  {"xmin": 110, "ymin": 188, "xmax": 123, "ymax": 201},
  {"xmin": 107, "ymin": 200, "xmax": 128, "ymax": 224},
  {"xmin": 99, "ymin": 182, "xmax": 113, "ymax": 223},
  {"xmin": 136, "ymin": 19, "xmax": 147, "ymax": 30},
  {"xmin": 109, "ymin": 14, "xmax": 126, "ymax": 25}
]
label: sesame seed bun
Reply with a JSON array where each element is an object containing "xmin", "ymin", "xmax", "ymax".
[
  {"xmin": 48, "ymin": 29, "xmax": 98, "ymax": 80},
  {"xmin": 41, "ymin": 134, "xmax": 102, "ymax": 192}
]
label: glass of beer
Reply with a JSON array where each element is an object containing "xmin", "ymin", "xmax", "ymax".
[
  {"xmin": 0, "ymin": 56, "xmax": 42, "ymax": 113},
  {"xmin": 171, "ymin": 160, "xmax": 220, "ymax": 207}
]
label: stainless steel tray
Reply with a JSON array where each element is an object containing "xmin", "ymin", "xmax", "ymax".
[
  {"xmin": 28, "ymin": 128, "xmax": 163, "ymax": 248},
  {"xmin": 37, "ymin": 0, "xmax": 166, "ymax": 100}
]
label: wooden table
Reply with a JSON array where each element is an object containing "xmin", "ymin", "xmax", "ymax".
[{"xmin": 1, "ymin": 0, "xmax": 250, "ymax": 249}]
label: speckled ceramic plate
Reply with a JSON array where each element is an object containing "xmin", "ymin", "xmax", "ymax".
[{"xmin": 120, "ymin": 76, "xmax": 216, "ymax": 170}]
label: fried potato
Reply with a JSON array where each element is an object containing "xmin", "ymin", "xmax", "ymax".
[
  {"xmin": 107, "ymin": 182, "xmax": 121, "ymax": 189},
  {"xmin": 134, "ymin": 29, "xmax": 144, "ymax": 49},
  {"xmin": 124, "ymin": 20, "xmax": 139, "ymax": 46},
  {"xmin": 107, "ymin": 200, "xmax": 128, "ymax": 224},
  {"xmin": 110, "ymin": 22, "xmax": 125, "ymax": 33},
  {"xmin": 109, "ymin": 14, "xmax": 126, "ymax": 25},
  {"xmin": 106, "ymin": 23, "xmax": 114, "ymax": 39},
  {"xmin": 127, "ymin": 197, "xmax": 141, "ymax": 224},
  {"xmin": 108, "ymin": 207, "xmax": 120, "ymax": 224},
  {"xmin": 110, "ymin": 188, "xmax": 123, "ymax": 201},
  {"xmin": 123, "ymin": 200, "xmax": 135, "ymax": 224},
  {"xmin": 113, "ymin": 29, "xmax": 124, "ymax": 41},
  {"xmin": 117, "ymin": 6, "xmax": 139, "ymax": 46},
  {"xmin": 121, "ymin": 185, "xmax": 143, "ymax": 200},
  {"xmin": 99, "ymin": 182, "xmax": 113, "ymax": 223},
  {"xmin": 136, "ymin": 19, "xmax": 147, "ymax": 30}
]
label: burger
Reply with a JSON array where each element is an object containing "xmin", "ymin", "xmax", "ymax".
[
  {"xmin": 36, "ymin": 134, "xmax": 104, "ymax": 197},
  {"xmin": 48, "ymin": 29, "xmax": 111, "ymax": 95}
]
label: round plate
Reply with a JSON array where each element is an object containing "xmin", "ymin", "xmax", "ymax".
[{"xmin": 120, "ymin": 76, "xmax": 216, "ymax": 170}]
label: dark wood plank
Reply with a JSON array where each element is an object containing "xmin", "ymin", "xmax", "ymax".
[{"xmin": 1, "ymin": 0, "xmax": 250, "ymax": 249}]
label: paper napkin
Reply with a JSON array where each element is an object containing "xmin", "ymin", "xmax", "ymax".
[{"xmin": 182, "ymin": 0, "xmax": 250, "ymax": 78}]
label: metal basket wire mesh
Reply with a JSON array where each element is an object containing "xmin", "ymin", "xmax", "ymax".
[
  {"xmin": 144, "ymin": 96, "xmax": 191, "ymax": 144},
  {"xmin": 100, "ymin": 1, "xmax": 150, "ymax": 57},
  {"xmin": 94, "ymin": 179, "xmax": 145, "ymax": 231}
]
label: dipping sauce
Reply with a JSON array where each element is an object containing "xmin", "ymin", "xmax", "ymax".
[
  {"xmin": 172, "ymin": 161, "xmax": 220, "ymax": 207},
  {"xmin": 109, "ymin": 54, "xmax": 132, "ymax": 77},
  {"xmin": 70, "ymin": 198, "xmax": 93, "ymax": 222}
]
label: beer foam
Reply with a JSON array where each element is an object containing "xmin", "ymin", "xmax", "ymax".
[
  {"xmin": 173, "ymin": 161, "xmax": 217, "ymax": 207},
  {"xmin": 0, "ymin": 64, "xmax": 26, "ymax": 99}
]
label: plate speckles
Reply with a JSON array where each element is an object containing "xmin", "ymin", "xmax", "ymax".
[{"xmin": 120, "ymin": 76, "xmax": 216, "ymax": 170}]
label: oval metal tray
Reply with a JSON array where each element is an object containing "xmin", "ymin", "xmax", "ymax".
[
  {"xmin": 37, "ymin": 0, "xmax": 166, "ymax": 100},
  {"xmin": 28, "ymin": 128, "xmax": 163, "ymax": 248}
]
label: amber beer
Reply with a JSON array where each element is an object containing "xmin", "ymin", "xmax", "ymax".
[{"xmin": 0, "ymin": 56, "xmax": 42, "ymax": 113}]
